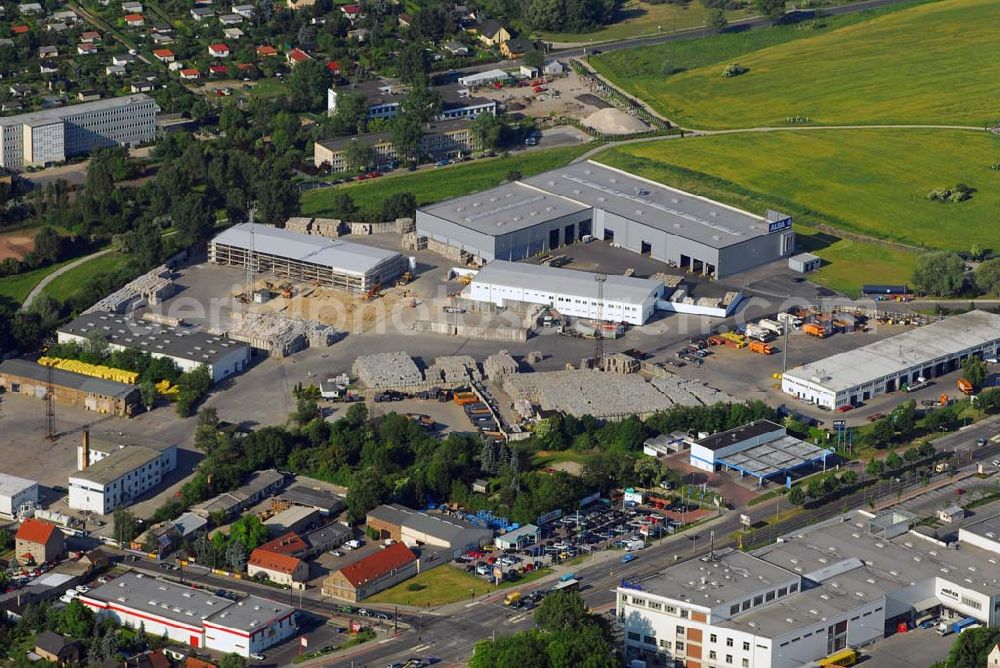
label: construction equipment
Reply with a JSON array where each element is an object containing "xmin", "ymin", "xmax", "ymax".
[
  {"xmin": 364, "ymin": 280, "xmax": 382, "ymax": 301},
  {"xmin": 278, "ymin": 282, "xmax": 294, "ymax": 299},
  {"xmin": 396, "ymin": 271, "xmax": 413, "ymax": 287},
  {"xmin": 957, "ymin": 378, "xmax": 974, "ymax": 396},
  {"xmin": 749, "ymin": 341, "xmax": 773, "ymax": 355},
  {"xmin": 803, "ymin": 323, "xmax": 827, "ymax": 338}
]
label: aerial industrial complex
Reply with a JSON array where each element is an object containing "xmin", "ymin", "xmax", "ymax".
[
  {"xmin": 210, "ymin": 222, "xmax": 408, "ymax": 294},
  {"xmin": 0, "ymin": 94, "xmax": 159, "ymax": 169},
  {"xmin": 782, "ymin": 309, "xmax": 1000, "ymax": 409},
  {"xmin": 417, "ymin": 161, "xmax": 794, "ymax": 277},
  {"xmin": 618, "ymin": 510, "xmax": 1000, "ymax": 668}
]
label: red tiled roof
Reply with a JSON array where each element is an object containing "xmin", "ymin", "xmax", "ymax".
[
  {"xmin": 287, "ymin": 48, "xmax": 310, "ymax": 62},
  {"xmin": 257, "ymin": 531, "xmax": 308, "ymax": 556},
  {"xmin": 341, "ymin": 4, "xmax": 361, "ymax": 12},
  {"xmin": 209, "ymin": 43, "xmax": 229, "ymax": 52},
  {"xmin": 257, "ymin": 45, "xmax": 277, "ymax": 56},
  {"xmin": 180, "ymin": 68, "xmax": 199, "ymax": 75},
  {"xmin": 125, "ymin": 13, "xmax": 143, "ymax": 20},
  {"xmin": 16, "ymin": 519, "xmax": 57, "ymax": 545},
  {"xmin": 326, "ymin": 61, "xmax": 340, "ymax": 73},
  {"xmin": 210, "ymin": 65, "xmax": 228, "ymax": 73},
  {"xmin": 184, "ymin": 658, "xmax": 217, "ymax": 668},
  {"xmin": 235, "ymin": 62, "xmax": 255, "ymax": 70},
  {"xmin": 249, "ymin": 549, "xmax": 302, "ymax": 575},
  {"xmin": 153, "ymin": 48, "xmax": 174, "ymax": 58},
  {"xmin": 12, "ymin": 25, "xmax": 30, "ymax": 34},
  {"xmin": 337, "ymin": 543, "xmax": 415, "ymax": 588}
]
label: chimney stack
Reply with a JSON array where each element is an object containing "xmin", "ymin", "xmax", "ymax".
[{"xmin": 78, "ymin": 430, "xmax": 90, "ymax": 471}]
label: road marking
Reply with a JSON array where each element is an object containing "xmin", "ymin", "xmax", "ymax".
[
  {"xmin": 378, "ymin": 637, "xmax": 396, "ymax": 644},
  {"xmin": 991, "ymin": 435, "xmax": 1000, "ymax": 443},
  {"xmin": 506, "ymin": 614, "xmax": 526, "ymax": 624},
  {"xmin": 412, "ymin": 644, "xmax": 430, "ymax": 652},
  {"xmin": 464, "ymin": 601, "xmax": 481, "ymax": 608}
]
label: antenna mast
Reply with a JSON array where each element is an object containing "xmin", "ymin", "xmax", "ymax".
[{"xmin": 594, "ymin": 273, "xmax": 607, "ymax": 368}]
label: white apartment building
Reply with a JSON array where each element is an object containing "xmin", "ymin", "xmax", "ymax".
[
  {"xmin": 0, "ymin": 94, "xmax": 159, "ymax": 169},
  {"xmin": 69, "ymin": 443, "xmax": 177, "ymax": 515},
  {"xmin": 618, "ymin": 510, "xmax": 1000, "ymax": 668},
  {"xmin": 468, "ymin": 260, "xmax": 663, "ymax": 326}
]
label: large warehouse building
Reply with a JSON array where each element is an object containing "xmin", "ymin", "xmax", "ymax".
[
  {"xmin": 782, "ymin": 310, "xmax": 1000, "ymax": 409},
  {"xmin": 618, "ymin": 509, "xmax": 1000, "ymax": 668},
  {"xmin": 210, "ymin": 223, "xmax": 407, "ymax": 294},
  {"xmin": 69, "ymin": 438, "xmax": 178, "ymax": 515},
  {"xmin": 366, "ymin": 503, "xmax": 493, "ymax": 559},
  {"xmin": 0, "ymin": 94, "xmax": 159, "ymax": 169},
  {"xmin": 57, "ymin": 313, "xmax": 250, "ymax": 384},
  {"xmin": 416, "ymin": 161, "xmax": 794, "ymax": 277},
  {"xmin": 468, "ymin": 260, "xmax": 664, "ymax": 325},
  {"xmin": 79, "ymin": 573, "xmax": 296, "ymax": 656},
  {"xmin": 0, "ymin": 358, "xmax": 140, "ymax": 417},
  {"xmin": 0, "ymin": 472, "xmax": 40, "ymax": 519}
]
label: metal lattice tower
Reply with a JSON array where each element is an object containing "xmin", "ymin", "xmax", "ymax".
[
  {"xmin": 594, "ymin": 273, "xmax": 607, "ymax": 367},
  {"xmin": 45, "ymin": 361, "xmax": 55, "ymax": 441},
  {"xmin": 244, "ymin": 206, "xmax": 256, "ymax": 300}
]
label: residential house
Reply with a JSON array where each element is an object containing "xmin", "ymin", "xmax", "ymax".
[
  {"xmin": 543, "ymin": 60, "xmax": 566, "ymax": 75},
  {"xmin": 80, "ymin": 31, "xmax": 101, "ymax": 43},
  {"xmin": 501, "ymin": 37, "xmax": 534, "ymax": 59},
  {"xmin": 124, "ymin": 13, "xmax": 144, "ymax": 26},
  {"xmin": 208, "ymin": 43, "xmax": 230, "ymax": 58},
  {"xmin": 106, "ymin": 65, "xmax": 126, "ymax": 76},
  {"xmin": 120, "ymin": 1, "xmax": 143, "ymax": 13},
  {"xmin": 179, "ymin": 68, "xmax": 199, "ymax": 79},
  {"xmin": 15, "ymin": 518, "xmax": 64, "ymax": 565},
  {"xmin": 46, "ymin": 23, "xmax": 68, "ymax": 33},
  {"xmin": 223, "ymin": 27, "xmax": 244, "ymax": 39},
  {"xmin": 37, "ymin": 45, "xmax": 58, "ymax": 58},
  {"xmin": 247, "ymin": 550, "xmax": 308, "ymax": 586},
  {"xmin": 256, "ymin": 45, "xmax": 278, "ymax": 58},
  {"xmin": 209, "ymin": 64, "xmax": 228, "ymax": 76},
  {"xmin": 78, "ymin": 89, "xmax": 101, "ymax": 102},
  {"xmin": 11, "ymin": 25, "xmax": 30, "ymax": 35},
  {"xmin": 398, "ymin": 13, "xmax": 412, "ymax": 27},
  {"xmin": 77, "ymin": 43, "xmax": 97, "ymax": 55},
  {"xmin": 325, "ymin": 61, "xmax": 340, "ymax": 75},
  {"xmin": 18, "ymin": 3, "xmax": 43, "ymax": 14},
  {"xmin": 987, "ymin": 644, "xmax": 1000, "ymax": 668},
  {"xmin": 287, "ymin": 0, "xmax": 315, "ymax": 9},
  {"xmin": 339, "ymin": 4, "xmax": 361, "ymax": 20},
  {"xmin": 153, "ymin": 48, "xmax": 175, "ymax": 62},
  {"xmin": 39, "ymin": 61, "xmax": 59, "ymax": 74},
  {"xmin": 286, "ymin": 47, "xmax": 311, "ymax": 65},
  {"xmin": 443, "ymin": 41, "xmax": 469, "ymax": 56},
  {"xmin": 112, "ymin": 53, "xmax": 135, "ymax": 66},
  {"xmin": 151, "ymin": 32, "xmax": 174, "ymax": 44},
  {"xmin": 190, "ymin": 7, "xmax": 214, "ymax": 20},
  {"xmin": 34, "ymin": 631, "xmax": 83, "ymax": 665},
  {"xmin": 218, "ymin": 13, "xmax": 242, "ymax": 25},
  {"xmin": 130, "ymin": 80, "xmax": 155, "ymax": 93},
  {"xmin": 476, "ymin": 19, "xmax": 510, "ymax": 46},
  {"xmin": 8, "ymin": 84, "xmax": 30, "ymax": 97},
  {"xmin": 50, "ymin": 9, "xmax": 78, "ymax": 23},
  {"xmin": 347, "ymin": 28, "xmax": 367, "ymax": 42},
  {"xmin": 232, "ymin": 4, "xmax": 254, "ymax": 18}
]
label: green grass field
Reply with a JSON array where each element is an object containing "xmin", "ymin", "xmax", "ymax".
[
  {"xmin": 301, "ymin": 145, "xmax": 594, "ymax": 218},
  {"xmin": 0, "ymin": 258, "xmax": 78, "ymax": 306},
  {"xmin": 42, "ymin": 253, "xmax": 130, "ymax": 302},
  {"xmin": 538, "ymin": 1, "xmax": 751, "ymax": 44},
  {"xmin": 364, "ymin": 565, "xmax": 553, "ymax": 607},
  {"xmin": 591, "ymin": 0, "xmax": 1000, "ymax": 128}
]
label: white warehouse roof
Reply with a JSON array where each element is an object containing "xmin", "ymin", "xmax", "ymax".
[
  {"xmin": 0, "ymin": 472, "xmax": 38, "ymax": 498},
  {"xmin": 211, "ymin": 223, "xmax": 402, "ymax": 277},
  {"xmin": 783, "ymin": 309, "xmax": 1000, "ymax": 394},
  {"xmin": 471, "ymin": 260, "xmax": 661, "ymax": 305}
]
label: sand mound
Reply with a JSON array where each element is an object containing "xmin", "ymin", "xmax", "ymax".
[{"xmin": 582, "ymin": 108, "xmax": 650, "ymax": 135}]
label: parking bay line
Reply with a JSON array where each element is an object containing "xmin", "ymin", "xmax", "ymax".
[{"xmin": 465, "ymin": 601, "xmax": 481, "ymax": 608}]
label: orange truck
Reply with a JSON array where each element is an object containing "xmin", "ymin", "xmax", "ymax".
[
  {"xmin": 749, "ymin": 341, "xmax": 773, "ymax": 355},
  {"xmin": 803, "ymin": 323, "xmax": 827, "ymax": 338},
  {"xmin": 957, "ymin": 378, "xmax": 974, "ymax": 396},
  {"xmin": 453, "ymin": 391, "xmax": 479, "ymax": 405}
]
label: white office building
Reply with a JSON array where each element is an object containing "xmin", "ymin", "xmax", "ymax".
[
  {"xmin": 68, "ymin": 442, "xmax": 178, "ymax": 515},
  {"xmin": 57, "ymin": 312, "xmax": 251, "ymax": 384},
  {"xmin": 782, "ymin": 310, "xmax": 1000, "ymax": 409},
  {"xmin": 0, "ymin": 94, "xmax": 159, "ymax": 169},
  {"xmin": 467, "ymin": 260, "xmax": 663, "ymax": 326},
  {"xmin": 80, "ymin": 573, "xmax": 296, "ymax": 656},
  {"xmin": 0, "ymin": 472, "xmax": 40, "ymax": 519},
  {"xmin": 618, "ymin": 510, "xmax": 1000, "ymax": 668}
]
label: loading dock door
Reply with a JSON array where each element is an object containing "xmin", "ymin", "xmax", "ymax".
[
  {"xmin": 641, "ymin": 241, "xmax": 652, "ymax": 255},
  {"xmin": 548, "ymin": 228, "xmax": 560, "ymax": 249},
  {"xmin": 565, "ymin": 223, "xmax": 576, "ymax": 243},
  {"xmin": 604, "ymin": 229, "xmax": 614, "ymax": 242}
]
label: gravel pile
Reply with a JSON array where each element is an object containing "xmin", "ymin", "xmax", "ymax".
[{"xmin": 582, "ymin": 108, "xmax": 650, "ymax": 135}]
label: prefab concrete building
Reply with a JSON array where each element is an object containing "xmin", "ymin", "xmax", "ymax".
[
  {"xmin": 782, "ymin": 310, "xmax": 1000, "ymax": 409},
  {"xmin": 210, "ymin": 223, "xmax": 407, "ymax": 294},
  {"xmin": 468, "ymin": 260, "xmax": 663, "ymax": 325},
  {"xmin": 416, "ymin": 161, "xmax": 794, "ymax": 278}
]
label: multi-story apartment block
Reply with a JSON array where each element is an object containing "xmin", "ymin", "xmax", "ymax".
[
  {"xmin": 0, "ymin": 94, "xmax": 159, "ymax": 169},
  {"xmin": 314, "ymin": 119, "xmax": 480, "ymax": 170}
]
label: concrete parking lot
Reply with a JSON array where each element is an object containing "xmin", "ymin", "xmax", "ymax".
[{"xmin": 859, "ymin": 626, "xmax": 953, "ymax": 668}]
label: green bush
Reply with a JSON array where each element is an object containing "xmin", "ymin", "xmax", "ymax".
[{"xmin": 722, "ymin": 63, "xmax": 748, "ymax": 78}]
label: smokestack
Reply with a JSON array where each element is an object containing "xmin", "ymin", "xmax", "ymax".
[{"xmin": 78, "ymin": 430, "xmax": 90, "ymax": 471}]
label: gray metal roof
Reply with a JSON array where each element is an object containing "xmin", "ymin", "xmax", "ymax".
[
  {"xmin": 419, "ymin": 181, "xmax": 590, "ymax": 235},
  {"xmin": 695, "ymin": 420, "xmax": 783, "ymax": 452},
  {"xmin": 368, "ymin": 504, "xmax": 492, "ymax": 546},
  {"xmin": 70, "ymin": 446, "xmax": 162, "ymax": 486},
  {"xmin": 0, "ymin": 94, "xmax": 156, "ymax": 127},
  {"xmin": 0, "ymin": 472, "xmax": 38, "ymax": 498},
  {"xmin": 211, "ymin": 223, "xmax": 403, "ymax": 277},
  {"xmin": 471, "ymin": 260, "xmax": 661, "ymax": 305},
  {"xmin": 637, "ymin": 550, "xmax": 799, "ymax": 606},
  {"xmin": 88, "ymin": 431, "xmax": 176, "ymax": 455},
  {"xmin": 0, "ymin": 358, "xmax": 138, "ymax": 400},
  {"xmin": 318, "ymin": 118, "xmax": 472, "ymax": 154},
  {"xmin": 960, "ymin": 513, "xmax": 1000, "ymax": 542},
  {"xmin": 58, "ymin": 313, "xmax": 249, "ymax": 367},
  {"xmin": 82, "ymin": 573, "xmax": 292, "ymax": 630},
  {"xmin": 783, "ymin": 310, "xmax": 1000, "ymax": 394},
  {"xmin": 497, "ymin": 524, "xmax": 539, "ymax": 541},
  {"xmin": 279, "ymin": 485, "xmax": 345, "ymax": 514},
  {"xmin": 523, "ymin": 161, "xmax": 772, "ymax": 249}
]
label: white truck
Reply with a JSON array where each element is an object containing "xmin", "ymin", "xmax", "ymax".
[
  {"xmin": 777, "ymin": 312, "xmax": 803, "ymax": 328},
  {"xmin": 744, "ymin": 323, "xmax": 771, "ymax": 341},
  {"xmin": 759, "ymin": 319, "xmax": 784, "ymax": 336}
]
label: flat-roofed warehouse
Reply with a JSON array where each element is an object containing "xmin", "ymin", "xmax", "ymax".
[
  {"xmin": 210, "ymin": 223, "xmax": 407, "ymax": 293},
  {"xmin": 782, "ymin": 309, "xmax": 1000, "ymax": 409},
  {"xmin": 416, "ymin": 161, "xmax": 794, "ymax": 278},
  {"xmin": 56, "ymin": 313, "xmax": 250, "ymax": 384},
  {"xmin": 0, "ymin": 358, "xmax": 140, "ymax": 417},
  {"xmin": 468, "ymin": 260, "xmax": 663, "ymax": 325}
]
